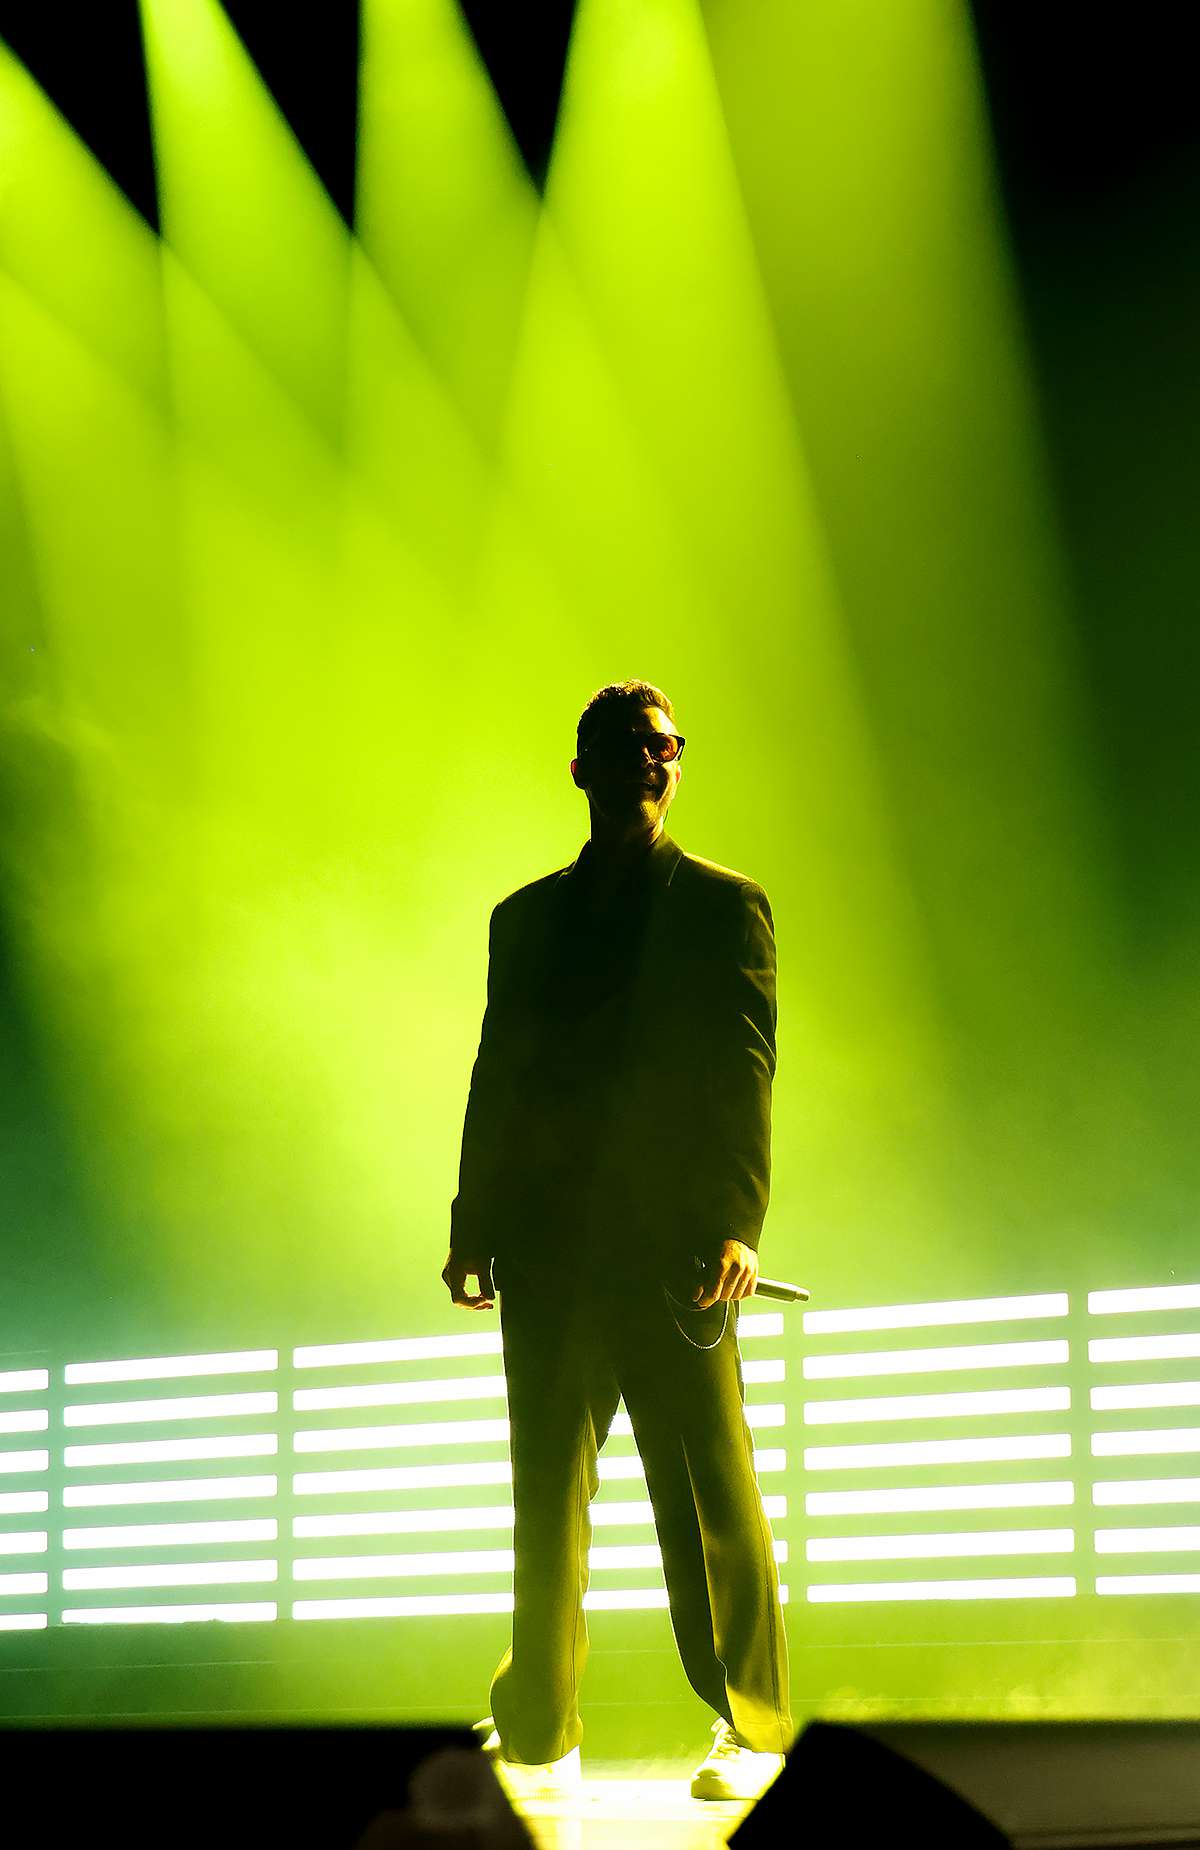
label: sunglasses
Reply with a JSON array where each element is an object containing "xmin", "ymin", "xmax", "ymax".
[{"xmin": 581, "ymin": 730, "xmax": 686, "ymax": 765}]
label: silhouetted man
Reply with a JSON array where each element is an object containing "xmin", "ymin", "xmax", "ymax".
[{"xmin": 443, "ymin": 679, "xmax": 792, "ymax": 1801}]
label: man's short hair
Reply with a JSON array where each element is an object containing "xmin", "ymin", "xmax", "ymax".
[{"xmin": 576, "ymin": 680, "xmax": 675, "ymax": 757}]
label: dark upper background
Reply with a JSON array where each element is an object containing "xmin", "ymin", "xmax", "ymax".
[{"xmin": 0, "ymin": 2, "xmax": 1194, "ymax": 225}]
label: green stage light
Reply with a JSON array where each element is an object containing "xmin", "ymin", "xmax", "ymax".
[
  {"xmin": 357, "ymin": 0, "xmax": 541, "ymax": 451},
  {"xmin": 0, "ymin": 42, "xmax": 165, "ymax": 405},
  {"xmin": 140, "ymin": 0, "xmax": 351, "ymax": 446}
]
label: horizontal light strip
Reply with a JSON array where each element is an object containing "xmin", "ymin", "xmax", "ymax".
[
  {"xmin": 1096, "ymin": 1575, "xmax": 1200, "ymax": 1595},
  {"xmin": 66, "ymin": 1352, "xmax": 277, "ymax": 1385},
  {"xmin": 612, "ymin": 1405, "xmax": 784, "ymax": 1437},
  {"xmin": 1093, "ymin": 1478, "xmax": 1200, "ymax": 1507},
  {"xmin": 64, "ymin": 1392, "xmax": 278, "ymax": 1428},
  {"xmin": 1090, "ymin": 1286, "xmax": 1200, "ymax": 1315},
  {"xmin": 290, "ymin": 1497, "xmax": 786, "ymax": 1539},
  {"xmin": 295, "ymin": 1322, "xmax": 786, "ymax": 1368},
  {"xmin": 0, "ymin": 1370, "xmax": 49, "ymax": 1393},
  {"xmin": 295, "ymin": 1463, "xmax": 513, "ymax": 1495},
  {"xmin": 804, "ymin": 1294, "xmax": 1067, "ymax": 1334},
  {"xmin": 0, "ymin": 1493, "xmax": 48, "ymax": 1515},
  {"xmin": 294, "ymin": 1418, "xmax": 510, "ymax": 1454},
  {"xmin": 62, "ymin": 1603, "xmax": 277, "ymax": 1624},
  {"xmin": 805, "ymin": 1435, "xmax": 1070, "ymax": 1471},
  {"xmin": 295, "ymin": 1377, "xmax": 507, "ymax": 1411},
  {"xmin": 292, "ymin": 1449, "xmax": 785, "ymax": 1497},
  {"xmin": 0, "ymin": 1571, "xmax": 48, "ymax": 1593},
  {"xmin": 804, "ymin": 1341, "xmax": 1068, "ymax": 1380},
  {"xmin": 804, "ymin": 1387, "xmax": 1070, "ymax": 1425},
  {"xmin": 292, "ymin": 1589, "xmax": 792, "ymax": 1620},
  {"xmin": 296, "ymin": 1547, "xmax": 514, "ymax": 1581},
  {"xmin": 64, "ymin": 1519, "xmax": 277, "ymax": 1550},
  {"xmin": 293, "ymin": 1540, "xmax": 788, "ymax": 1581},
  {"xmin": 0, "ymin": 1532, "xmax": 47, "ymax": 1555},
  {"xmin": 742, "ymin": 1360, "xmax": 785, "ymax": 1384},
  {"xmin": 294, "ymin": 1506, "xmax": 518, "ymax": 1539},
  {"xmin": 807, "ymin": 1576, "xmax": 1076, "ymax": 1603},
  {"xmin": 807, "ymin": 1529, "xmax": 1074, "ymax": 1562},
  {"xmin": 1092, "ymin": 1383, "xmax": 1200, "ymax": 1411},
  {"xmin": 65, "ymin": 1436, "xmax": 277, "ymax": 1467},
  {"xmin": 737, "ymin": 1314, "xmax": 784, "ymax": 1340},
  {"xmin": 296, "ymin": 1336, "xmax": 503, "ymax": 1368},
  {"xmin": 807, "ymin": 1482, "xmax": 1074, "ymax": 1516},
  {"xmin": 295, "ymin": 1592, "xmax": 515, "ymax": 1618},
  {"xmin": 0, "ymin": 1614, "xmax": 46, "ymax": 1631},
  {"xmin": 0, "ymin": 1451, "xmax": 47, "ymax": 1474},
  {"xmin": 0, "ymin": 1412, "xmax": 47, "ymax": 1436},
  {"xmin": 293, "ymin": 1367, "xmax": 784, "ymax": 1415},
  {"xmin": 64, "ymin": 1476, "xmax": 278, "ymax": 1508},
  {"xmin": 1090, "ymin": 1335, "xmax": 1200, "ymax": 1364},
  {"xmin": 1091, "ymin": 1430, "xmax": 1200, "ymax": 1458},
  {"xmin": 63, "ymin": 1561, "xmax": 279, "ymax": 1590},
  {"xmin": 1094, "ymin": 1527, "xmax": 1200, "ymax": 1554}
]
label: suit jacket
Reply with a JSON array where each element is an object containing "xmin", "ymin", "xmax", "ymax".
[{"xmin": 450, "ymin": 831, "xmax": 776, "ymax": 1283}]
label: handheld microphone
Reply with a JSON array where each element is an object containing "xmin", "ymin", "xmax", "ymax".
[
  {"xmin": 688, "ymin": 1255, "xmax": 810, "ymax": 1305},
  {"xmin": 751, "ymin": 1276, "xmax": 810, "ymax": 1304}
]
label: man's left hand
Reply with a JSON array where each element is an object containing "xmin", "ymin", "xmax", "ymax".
[{"xmin": 692, "ymin": 1239, "xmax": 758, "ymax": 1309}]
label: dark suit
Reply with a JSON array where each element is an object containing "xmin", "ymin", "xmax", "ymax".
[
  {"xmin": 451, "ymin": 830, "xmax": 776, "ymax": 1283},
  {"xmin": 451, "ymin": 830, "xmax": 792, "ymax": 1760}
]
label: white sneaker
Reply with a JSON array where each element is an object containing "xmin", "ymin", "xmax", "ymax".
[
  {"xmin": 474, "ymin": 1717, "xmax": 583, "ymax": 1803},
  {"xmin": 690, "ymin": 1718, "xmax": 785, "ymax": 1801}
]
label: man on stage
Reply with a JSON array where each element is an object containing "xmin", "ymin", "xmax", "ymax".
[{"xmin": 442, "ymin": 679, "xmax": 792, "ymax": 1801}]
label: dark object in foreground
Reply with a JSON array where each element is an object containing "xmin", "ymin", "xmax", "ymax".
[{"xmin": 0, "ymin": 1722, "xmax": 531, "ymax": 1850}]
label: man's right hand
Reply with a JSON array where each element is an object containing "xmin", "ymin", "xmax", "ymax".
[{"xmin": 442, "ymin": 1249, "xmax": 495, "ymax": 1310}]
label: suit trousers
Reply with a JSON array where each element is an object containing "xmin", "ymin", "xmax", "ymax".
[{"xmin": 488, "ymin": 1255, "xmax": 793, "ymax": 1764}]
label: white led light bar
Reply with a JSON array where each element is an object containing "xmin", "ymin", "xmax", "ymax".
[
  {"xmin": 804, "ymin": 1340, "xmax": 1069, "ymax": 1380},
  {"xmin": 296, "ymin": 1337, "xmax": 502, "ymax": 1368},
  {"xmin": 737, "ymin": 1314, "xmax": 785, "ymax": 1339},
  {"xmin": 0, "ymin": 1532, "xmax": 47, "ymax": 1555},
  {"xmin": 0, "ymin": 1571, "xmax": 48, "ymax": 1594},
  {"xmin": 66, "ymin": 1352, "xmax": 278, "ymax": 1384},
  {"xmin": 64, "ymin": 1393, "xmax": 278, "ymax": 1427},
  {"xmin": 0, "ymin": 1370, "xmax": 49, "ymax": 1393},
  {"xmin": 64, "ymin": 1476, "xmax": 278, "ymax": 1508},
  {"xmin": 804, "ymin": 1435, "xmax": 1070, "ymax": 1471},
  {"xmin": 1090, "ymin": 1286, "xmax": 1200, "ymax": 1315},
  {"xmin": 62, "ymin": 1603, "xmax": 277, "ymax": 1624},
  {"xmin": 1091, "ymin": 1383, "xmax": 1200, "ymax": 1410},
  {"xmin": 1091, "ymin": 1430, "xmax": 1200, "ymax": 1458},
  {"xmin": 0, "ymin": 1412, "xmax": 48, "ymax": 1435},
  {"xmin": 289, "ymin": 1497, "xmax": 785, "ymax": 1539},
  {"xmin": 63, "ymin": 1519, "xmax": 277, "ymax": 1550},
  {"xmin": 806, "ymin": 1482, "xmax": 1074, "ymax": 1516},
  {"xmin": 62, "ymin": 1561, "xmax": 279, "ymax": 1589},
  {"xmin": 1092, "ymin": 1478, "xmax": 1200, "ymax": 1506},
  {"xmin": 0, "ymin": 1451, "xmax": 48, "ymax": 1474},
  {"xmin": 611, "ymin": 1405, "xmax": 783, "ymax": 1438},
  {"xmin": 293, "ymin": 1377, "xmax": 507, "ymax": 1411},
  {"xmin": 1093, "ymin": 1527, "xmax": 1200, "ymax": 1553},
  {"xmin": 804, "ymin": 1387, "xmax": 1070, "ymax": 1425},
  {"xmin": 1095, "ymin": 1575, "xmax": 1200, "ymax": 1595},
  {"xmin": 741, "ymin": 1361, "xmax": 785, "ymax": 1384},
  {"xmin": 806, "ymin": 1529, "xmax": 1074, "ymax": 1562},
  {"xmin": 0, "ymin": 1614, "xmax": 46, "ymax": 1631},
  {"xmin": 1089, "ymin": 1336, "xmax": 1200, "ymax": 1364},
  {"xmin": 65, "ymin": 1436, "xmax": 277, "ymax": 1467},
  {"xmin": 293, "ymin": 1417, "xmax": 510, "ymax": 1454},
  {"xmin": 804, "ymin": 1295, "xmax": 1068, "ymax": 1334},
  {"xmin": 0, "ymin": 1492, "xmax": 48, "ymax": 1515},
  {"xmin": 806, "ymin": 1576, "xmax": 1076, "ymax": 1603}
]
